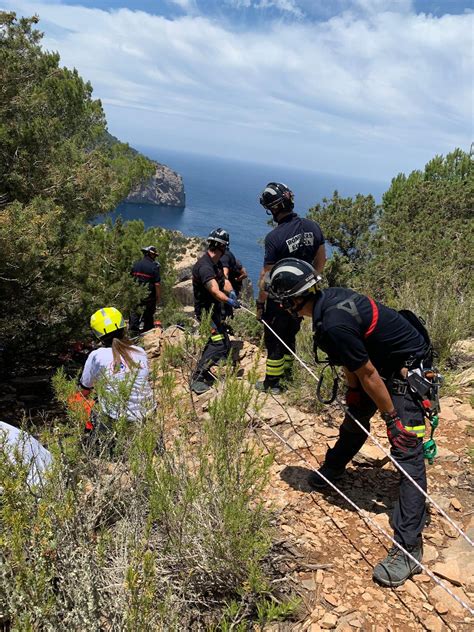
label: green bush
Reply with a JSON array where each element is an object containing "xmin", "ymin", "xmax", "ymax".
[
  {"xmin": 0, "ymin": 352, "xmax": 280, "ymax": 629},
  {"xmin": 308, "ymin": 149, "xmax": 474, "ymax": 366}
]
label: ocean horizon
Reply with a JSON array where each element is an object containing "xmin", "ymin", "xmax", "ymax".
[{"xmin": 114, "ymin": 147, "xmax": 389, "ymax": 288}]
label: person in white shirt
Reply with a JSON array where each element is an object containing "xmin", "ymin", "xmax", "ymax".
[
  {"xmin": 78, "ymin": 307, "xmax": 155, "ymax": 431},
  {"xmin": 0, "ymin": 421, "xmax": 53, "ymax": 488}
]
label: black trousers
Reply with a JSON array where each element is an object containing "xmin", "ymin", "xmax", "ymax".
[
  {"xmin": 129, "ymin": 297, "xmax": 156, "ymax": 334},
  {"xmin": 324, "ymin": 384, "xmax": 427, "ymax": 547},
  {"xmin": 193, "ymin": 321, "xmax": 231, "ymax": 383},
  {"xmin": 263, "ymin": 299, "xmax": 301, "ymax": 386}
]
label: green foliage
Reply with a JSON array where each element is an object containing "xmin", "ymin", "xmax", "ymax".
[
  {"xmin": 0, "ymin": 12, "xmax": 161, "ymax": 358},
  {"xmin": 285, "ymin": 319, "xmax": 327, "ymax": 412},
  {"xmin": 308, "ymin": 149, "xmax": 473, "ymax": 364},
  {"xmin": 308, "ymin": 191, "xmax": 379, "ymax": 286},
  {"xmin": 230, "ymin": 301, "xmax": 265, "ymax": 345},
  {"xmin": 0, "ymin": 354, "xmax": 275, "ymax": 629}
]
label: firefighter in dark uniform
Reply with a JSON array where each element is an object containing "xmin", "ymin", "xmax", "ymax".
[
  {"xmin": 191, "ymin": 228, "xmax": 240, "ymax": 395},
  {"xmin": 129, "ymin": 246, "xmax": 161, "ymax": 335},
  {"xmin": 221, "ymin": 247, "xmax": 248, "ymax": 319},
  {"xmin": 256, "ymin": 182, "xmax": 326, "ymax": 394},
  {"xmin": 268, "ymin": 258, "xmax": 433, "ymax": 587}
]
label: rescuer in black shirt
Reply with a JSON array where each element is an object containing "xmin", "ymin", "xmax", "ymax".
[
  {"xmin": 191, "ymin": 228, "xmax": 240, "ymax": 395},
  {"xmin": 221, "ymin": 248, "xmax": 247, "ymax": 296},
  {"xmin": 220, "ymin": 247, "xmax": 248, "ymax": 319},
  {"xmin": 256, "ymin": 182, "xmax": 326, "ymax": 394},
  {"xmin": 267, "ymin": 258, "xmax": 433, "ymax": 588},
  {"xmin": 129, "ymin": 246, "xmax": 161, "ymax": 335}
]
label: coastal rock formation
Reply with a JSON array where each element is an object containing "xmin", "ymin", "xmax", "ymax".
[{"xmin": 124, "ymin": 162, "xmax": 185, "ymax": 207}]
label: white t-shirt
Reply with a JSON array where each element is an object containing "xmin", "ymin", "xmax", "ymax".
[
  {"xmin": 0, "ymin": 421, "xmax": 53, "ymax": 487},
  {"xmin": 80, "ymin": 345, "xmax": 154, "ymax": 422}
]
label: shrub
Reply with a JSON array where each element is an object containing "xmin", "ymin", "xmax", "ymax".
[{"xmin": 0, "ymin": 354, "xmax": 281, "ymax": 629}]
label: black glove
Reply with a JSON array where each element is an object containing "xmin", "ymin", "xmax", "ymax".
[
  {"xmin": 382, "ymin": 411, "xmax": 419, "ymax": 453},
  {"xmin": 256, "ymin": 301, "xmax": 265, "ymax": 322}
]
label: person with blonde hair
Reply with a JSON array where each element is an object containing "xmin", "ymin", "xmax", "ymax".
[{"xmin": 76, "ymin": 307, "xmax": 155, "ymax": 434}]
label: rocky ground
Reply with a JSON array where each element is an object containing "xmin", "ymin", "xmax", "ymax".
[{"xmin": 143, "ymin": 326, "xmax": 474, "ymax": 632}]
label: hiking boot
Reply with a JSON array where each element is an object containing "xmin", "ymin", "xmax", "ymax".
[
  {"xmin": 373, "ymin": 541, "xmax": 423, "ymax": 587},
  {"xmin": 308, "ymin": 464, "xmax": 346, "ymax": 490},
  {"xmin": 191, "ymin": 380, "xmax": 212, "ymax": 395},
  {"xmin": 255, "ymin": 380, "xmax": 282, "ymax": 396}
]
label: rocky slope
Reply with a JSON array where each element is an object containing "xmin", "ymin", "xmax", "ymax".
[
  {"xmin": 124, "ymin": 161, "xmax": 185, "ymax": 206},
  {"xmin": 143, "ymin": 326, "xmax": 474, "ymax": 631}
]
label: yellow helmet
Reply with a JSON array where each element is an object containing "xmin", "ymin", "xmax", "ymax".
[{"xmin": 90, "ymin": 307, "xmax": 125, "ymax": 339}]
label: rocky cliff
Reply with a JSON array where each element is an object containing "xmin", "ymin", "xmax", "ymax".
[{"xmin": 124, "ymin": 162, "xmax": 185, "ymax": 207}]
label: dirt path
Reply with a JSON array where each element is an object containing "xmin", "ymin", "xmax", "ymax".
[{"xmin": 147, "ymin": 328, "xmax": 474, "ymax": 631}]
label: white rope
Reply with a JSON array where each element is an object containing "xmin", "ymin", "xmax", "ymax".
[
  {"xmin": 184, "ymin": 308, "xmax": 473, "ymax": 614},
  {"xmin": 240, "ymin": 304, "xmax": 473, "ymax": 548},
  {"xmin": 258, "ymin": 416, "xmax": 474, "ymax": 616}
]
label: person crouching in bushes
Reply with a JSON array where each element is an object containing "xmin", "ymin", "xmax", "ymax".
[{"xmin": 71, "ymin": 307, "xmax": 155, "ymax": 452}]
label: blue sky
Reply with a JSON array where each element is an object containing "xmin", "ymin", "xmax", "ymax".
[{"xmin": 2, "ymin": 0, "xmax": 473, "ymax": 180}]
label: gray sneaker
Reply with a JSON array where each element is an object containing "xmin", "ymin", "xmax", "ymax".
[
  {"xmin": 373, "ymin": 541, "xmax": 423, "ymax": 587},
  {"xmin": 191, "ymin": 380, "xmax": 212, "ymax": 395}
]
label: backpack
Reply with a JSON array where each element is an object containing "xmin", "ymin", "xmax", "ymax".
[{"xmin": 398, "ymin": 309, "xmax": 434, "ymax": 365}]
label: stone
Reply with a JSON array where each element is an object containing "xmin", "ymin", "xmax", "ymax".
[
  {"xmin": 438, "ymin": 406, "xmax": 458, "ymax": 423},
  {"xmin": 320, "ymin": 613, "xmax": 338, "ymax": 629},
  {"xmin": 301, "ymin": 577, "xmax": 317, "ymax": 591},
  {"xmin": 442, "ymin": 523, "xmax": 459, "ymax": 539},
  {"xmin": 352, "ymin": 443, "xmax": 390, "ymax": 467},
  {"xmin": 323, "ymin": 576, "xmax": 336, "ymax": 590},
  {"xmin": 450, "ymin": 497, "xmax": 462, "ymax": 511},
  {"xmin": 310, "ymin": 624, "xmax": 322, "ymax": 632},
  {"xmin": 430, "ymin": 585, "xmax": 468, "ymax": 615},
  {"xmin": 454, "ymin": 403, "xmax": 474, "ymax": 421},
  {"xmin": 432, "ymin": 561, "xmax": 463, "ymax": 587},
  {"xmin": 424, "ymin": 544, "xmax": 439, "ymax": 563},
  {"xmin": 455, "ymin": 367, "xmax": 474, "ymax": 388},
  {"xmin": 405, "ymin": 579, "xmax": 426, "ymax": 600},
  {"xmin": 124, "ymin": 162, "xmax": 185, "ymax": 206},
  {"xmin": 172, "ymin": 279, "xmax": 194, "ymax": 306},
  {"xmin": 435, "ymin": 447, "xmax": 459, "ymax": 463},
  {"xmin": 316, "ymin": 426, "xmax": 340, "ymax": 439},
  {"xmin": 423, "ymin": 614, "xmax": 443, "ymax": 632},
  {"xmin": 323, "ymin": 592, "xmax": 340, "ymax": 607}
]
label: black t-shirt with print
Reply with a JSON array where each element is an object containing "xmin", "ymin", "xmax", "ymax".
[
  {"xmin": 264, "ymin": 212, "xmax": 324, "ymax": 266},
  {"xmin": 312, "ymin": 287, "xmax": 428, "ymax": 375},
  {"xmin": 192, "ymin": 253, "xmax": 225, "ymax": 322}
]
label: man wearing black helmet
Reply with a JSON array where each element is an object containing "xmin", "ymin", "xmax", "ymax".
[
  {"xmin": 191, "ymin": 228, "xmax": 240, "ymax": 394},
  {"xmin": 129, "ymin": 246, "xmax": 161, "ymax": 335},
  {"xmin": 256, "ymin": 182, "xmax": 326, "ymax": 394},
  {"xmin": 267, "ymin": 258, "xmax": 435, "ymax": 588}
]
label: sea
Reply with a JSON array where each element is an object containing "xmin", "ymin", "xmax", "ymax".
[{"xmin": 113, "ymin": 147, "xmax": 388, "ymax": 288}]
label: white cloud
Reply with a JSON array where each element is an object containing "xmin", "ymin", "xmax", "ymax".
[{"xmin": 2, "ymin": 0, "xmax": 472, "ymax": 178}]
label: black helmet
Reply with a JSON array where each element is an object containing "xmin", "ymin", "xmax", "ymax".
[
  {"xmin": 207, "ymin": 227, "xmax": 230, "ymax": 249},
  {"xmin": 259, "ymin": 182, "xmax": 294, "ymax": 213},
  {"xmin": 141, "ymin": 245, "xmax": 158, "ymax": 256},
  {"xmin": 268, "ymin": 258, "xmax": 320, "ymax": 308}
]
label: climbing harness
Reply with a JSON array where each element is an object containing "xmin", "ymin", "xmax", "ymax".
[
  {"xmin": 406, "ymin": 367, "xmax": 443, "ymax": 464},
  {"xmin": 238, "ymin": 304, "xmax": 474, "ymax": 613},
  {"xmin": 240, "ymin": 304, "xmax": 473, "ymax": 546}
]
